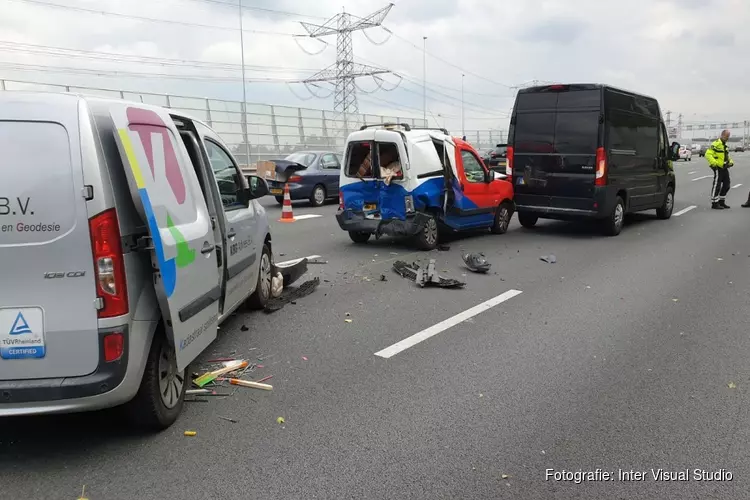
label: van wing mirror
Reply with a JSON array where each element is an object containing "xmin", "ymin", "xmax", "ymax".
[
  {"xmin": 670, "ymin": 142, "xmax": 681, "ymax": 160},
  {"xmin": 245, "ymin": 175, "xmax": 269, "ymax": 201},
  {"xmin": 484, "ymin": 170, "xmax": 493, "ymax": 183}
]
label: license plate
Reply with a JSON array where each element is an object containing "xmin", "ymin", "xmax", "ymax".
[
  {"xmin": 0, "ymin": 307, "xmax": 45, "ymax": 359},
  {"xmin": 364, "ymin": 203, "xmax": 377, "ymax": 211},
  {"xmin": 270, "ymin": 188, "xmax": 283, "ymax": 195}
]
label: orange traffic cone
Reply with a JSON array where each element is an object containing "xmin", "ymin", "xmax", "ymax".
[{"xmin": 278, "ymin": 182, "xmax": 296, "ymax": 222}]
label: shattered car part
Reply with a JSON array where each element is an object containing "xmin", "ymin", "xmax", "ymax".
[
  {"xmin": 264, "ymin": 277, "xmax": 321, "ymax": 313},
  {"xmin": 540, "ymin": 255, "xmax": 557, "ymax": 264},
  {"xmin": 462, "ymin": 253, "xmax": 491, "ymax": 273},
  {"xmin": 273, "ymin": 257, "xmax": 309, "ymax": 288},
  {"xmin": 392, "ymin": 260, "xmax": 465, "ymax": 289}
]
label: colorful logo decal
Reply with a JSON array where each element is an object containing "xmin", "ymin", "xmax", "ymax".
[{"xmin": 116, "ymin": 107, "xmax": 196, "ymax": 297}]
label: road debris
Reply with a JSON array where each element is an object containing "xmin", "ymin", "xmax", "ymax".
[
  {"xmin": 184, "ymin": 431, "xmax": 197, "ymax": 437},
  {"xmin": 502, "ymin": 474, "xmax": 512, "ymax": 479},
  {"xmin": 307, "ymin": 259, "xmax": 328, "ymax": 265},
  {"xmin": 380, "ymin": 274, "xmax": 388, "ymax": 281},
  {"xmin": 540, "ymin": 255, "xmax": 557, "ymax": 264},
  {"xmin": 728, "ymin": 381, "xmax": 737, "ymax": 389},
  {"xmin": 393, "ymin": 260, "xmax": 465, "ymax": 289},
  {"xmin": 345, "ymin": 319, "xmax": 353, "ymax": 323},
  {"xmin": 271, "ymin": 272, "xmax": 283, "ymax": 298},
  {"xmin": 302, "ymin": 356, "xmax": 308, "ymax": 361},
  {"xmin": 240, "ymin": 325, "xmax": 249, "ymax": 332},
  {"xmin": 227, "ymin": 378, "xmax": 273, "ymax": 391},
  {"xmin": 264, "ymin": 277, "xmax": 321, "ymax": 313},
  {"xmin": 463, "ymin": 253, "xmax": 491, "ymax": 273},
  {"xmin": 257, "ymin": 375, "xmax": 273, "ymax": 383},
  {"xmin": 193, "ymin": 360, "xmax": 249, "ymax": 388},
  {"xmin": 437, "ymin": 243, "xmax": 451, "ymax": 251},
  {"xmin": 218, "ymin": 416, "xmax": 239, "ymax": 423},
  {"xmin": 78, "ymin": 486, "xmax": 89, "ymax": 500},
  {"xmin": 277, "ymin": 416, "xmax": 285, "ymax": 424}
]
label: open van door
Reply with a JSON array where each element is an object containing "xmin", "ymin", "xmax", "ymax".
[{"xmin": 109, "ymin": 104, "xmax": 220, "ymax": 371}]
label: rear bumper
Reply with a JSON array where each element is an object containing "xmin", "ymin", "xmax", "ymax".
[
  {"xmin": 336, "ymin": 210, "xmax": 429, "ymax": 237},
  {"xmin": 515, "ymin": 188, "xmax": 613, "ymax": 220},
  {"xmin": 0, "ymin": 324, "xmax": 150, "ymax": 416}
]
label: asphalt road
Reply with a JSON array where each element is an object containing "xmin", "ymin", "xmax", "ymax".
[{"xmin": 3, "ymin": 155, "xmax": 750, "ymax": 499}]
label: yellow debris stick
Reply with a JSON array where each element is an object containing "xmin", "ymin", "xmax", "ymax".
[{"xmin": 193, "ymin": 360, "xmax": 248, "ymax": 387}]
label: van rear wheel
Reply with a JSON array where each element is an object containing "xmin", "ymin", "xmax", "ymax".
[
  {"xmin": 518, "ymin": 212, "xmax": 538, "ymax": 229},
  {"xmin": 125, "ymin": 331, "xmax": 185, "ymax": 430},
  {"xmin": 416, "ymin": 214, "xmax": 439, "ymax": 250},
  {"xmin": 603, "ymin": 196, "xmax": 625, "ymax": 236},
  {"xmin": 656, "ymin": 187, "xmax": 674, "ymax": 220}
]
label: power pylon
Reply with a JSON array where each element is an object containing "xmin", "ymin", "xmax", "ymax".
[{"xmin": 300, "ymin": 4, "xmax": 394, "ymax": 135}]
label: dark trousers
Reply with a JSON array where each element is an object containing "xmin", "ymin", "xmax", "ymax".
[{"xmin": 711, "ymin": 167, "xmax": 730, "ymax": 203}]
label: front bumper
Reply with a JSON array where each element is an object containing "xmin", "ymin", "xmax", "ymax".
[{"xmin": 336, "ymin": 210, "xmax": 430, "ymax": 237}]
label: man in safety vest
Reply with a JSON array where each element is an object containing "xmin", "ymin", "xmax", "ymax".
[{"xmin": 705, "ymin": 129, "xmax": 734, "ymax": 209}]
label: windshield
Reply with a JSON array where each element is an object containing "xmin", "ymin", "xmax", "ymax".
[{"xmin": 284, "ymin": 152, "xmax": 317, "ymax": 166}]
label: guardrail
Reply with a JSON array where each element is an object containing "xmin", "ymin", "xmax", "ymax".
[{"xmin": 0, "ymin": 79, "xmax": 508, "ymax": 168}]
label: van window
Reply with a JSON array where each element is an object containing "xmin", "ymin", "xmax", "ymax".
[
  {"xmin": 460, "ymin": 150, "xmax": 486, "ymax": 183},
  {"xmin": 514, "ymin": 111, "xmax": 599, "ymax": 155},
  {"xmin": 377, "ymin": 142, "xmax": 403, "ymax": 181},
  {"xmin": 607, "ymin": 110, "xmax": 658, "ymax": 156},
  {"xmin": 554, "ymin": 112, "xmax": 600, "ymax": 155},
  {"xmin": 205, "ymin": 139, "xmax": 244, "ymax": 210},
  {"xmin": 346, "ymin": 141, "xmax": 373, "ymax": 177}
]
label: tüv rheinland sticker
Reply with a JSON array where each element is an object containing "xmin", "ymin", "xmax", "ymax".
[{"xmin": 0, "ymin": 308, "xmax": 45, "ymax": 359}]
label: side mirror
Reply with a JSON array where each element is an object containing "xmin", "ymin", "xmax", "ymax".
[
  {"xmin": 246, "ymin": 175, "xmax": 269, "ymax": 200},
  {"xmin": 670, "ymin": 142, "xmax": 681, "ymax": 160},
  {"xmin": 484, "ymin": 170, "xmax": 493, "ymax": 183}
]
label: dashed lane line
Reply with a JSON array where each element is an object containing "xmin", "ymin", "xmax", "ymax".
[
  {"xmin": 691, "ymin": 175, "xmax": 712, "ymax": 181},
  {"xmin": 674, "ymin": 205, "xmax": 697, "ymax": 217},
  {"xmin": 732, "ymin": 183, "xmax": 743, "ymax": 189},
  {"xmin": 374, "ymin": 289, "xmax": 523, "ymax": 359}
]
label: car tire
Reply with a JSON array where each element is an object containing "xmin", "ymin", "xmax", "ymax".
[
  {"xmin": 124, "ymin": 330, "xmax": 186, "ymax": 430},
  {"xmin": 656, "ymin": 186, "xmax": 674, "ymax": 220},
  {"xmin": 416, "ymin": 213, "xmax": 439, "ymax": 250},
  {"xmin": 518, "ymin": 211, "xmax": 538, "ymax": 229},
  {"xmin": 275, "ymin": 196, "xmax": 284, "ymax": 205},
  {"xmin": 309, "ymin": 185, "xmax": 326, "ymax": 207},
  {"xmin": 348, "ymin": 231, "xmax": 371, "ymax": 244},
  {"xmin": 491, "ymin": 201, "xmax": 513, "ymax": 234},
  {"xmin": 247, "ymin": 242, "xmax": 272, "ymax": 310},
  {"xmin": 603, "ymin": 196, "xmax": 625, "ymax": 236}
]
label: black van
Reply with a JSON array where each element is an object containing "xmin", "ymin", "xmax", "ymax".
[{"xmin": 507, "ymin": 84, "xmax": 680, "ymax": 236}]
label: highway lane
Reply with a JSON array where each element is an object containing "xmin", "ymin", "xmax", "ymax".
[{"xmin": 2, "ymin": 156, "xmax": 750, "ymax": 499}]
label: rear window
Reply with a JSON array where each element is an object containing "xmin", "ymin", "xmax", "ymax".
[
  {"xmin": 0, "ymin": 121, "xmax": 76, "ymax": 246},
  {"xmin": 516, "ymin": 89, "xmax": 600, "ymax": 111},
  {"xmin": 285, "ymin": 152, "xmax": 316, "ymax": 167},
  {"xmin": 513, "ymin": 111, "xmax": 600, "ymax": 155}
]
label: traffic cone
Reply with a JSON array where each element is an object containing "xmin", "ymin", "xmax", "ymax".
[{"xmin": 278, "ymin": 182, "xmax": 296, "ymax": 222}]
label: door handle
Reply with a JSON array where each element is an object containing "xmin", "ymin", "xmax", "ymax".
[
  {"xmin": 201, "ymin": 242, "xmax": 215, "ymax": 255},
  {"xmin": 227, "ymin": 229, "xmax": 237, "ymax": 239}
]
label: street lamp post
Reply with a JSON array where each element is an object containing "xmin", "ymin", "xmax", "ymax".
[
  {"xmin": 461, "ymin": 73, "xmax": 465, "ymax": 138},
  {"xmin": 239, "ymin": 0, "xmax": 250, "ymax": 167},
  {"xmin": 422, "ymin": 36, "xmax": 427, "ymax": 124}
]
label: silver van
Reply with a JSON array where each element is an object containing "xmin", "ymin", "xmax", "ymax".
[{"xmin": 0, "ymin": 92, "xmax": 274, "ymax": 429}]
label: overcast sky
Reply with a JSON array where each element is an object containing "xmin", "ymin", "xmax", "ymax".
[{"xmin": 1, "ymin": 0, "xmax": 748, "ymax": 136}]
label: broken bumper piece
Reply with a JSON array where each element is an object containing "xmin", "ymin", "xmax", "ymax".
[
  {"xmin": 392, "ymin": 260, "xmax": 465, "ymax": 289},
  {"xmin": 336, "ymin": 210, "xmax": 430, "ymax": 238}
]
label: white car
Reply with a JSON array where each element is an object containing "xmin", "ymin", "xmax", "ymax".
[{"xmin": 678, "ymin": 146, "xmax": 692, "ymax": 161}]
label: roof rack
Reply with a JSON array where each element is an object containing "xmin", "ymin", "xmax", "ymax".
[
  {"xmin": 359, "ymin": 122, "xmax": 412, "ymax": 131},
  {"xmin": 410, "ymin": 126, "xmax": 450, "ymax": 136}
]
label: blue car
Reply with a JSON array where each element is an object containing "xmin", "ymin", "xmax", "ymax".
[{"xmin": 267, "ymin": 151, "xmax": 342, "ymax": 207}]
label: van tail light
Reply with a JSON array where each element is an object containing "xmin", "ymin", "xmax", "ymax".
[
  {"xmin": 103, "ymin": 332, "xmax": 124, "ymax": 362},
  {"xmin": 338, "ymin": 191, "xmax": 344, "ymax": 210},
  {"xmin": 595, "ymin": 147, "xmax": 607, "ymax": 186},
  {"xmin": 288, "ymin": 175, "xmax": 302, "ymax": 183},
  {"xmin": 506, "ymin": 146, "xmax": 514, "ymax": 176},
  {"xmin": 89, "ymin": 208, "xmax": 129, "ymax": 319}
]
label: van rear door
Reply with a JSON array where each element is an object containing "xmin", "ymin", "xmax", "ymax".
[
  {"xmin": 0, "ymin": 95, "xmax": 100, "ymax": 381},
  {"xmin": 108, "ymin": 103, "xmax": 220, "ymax": 372},
  {"xmin": 511, "ymin": 86, "xmax": 602, "ymax": 210}
]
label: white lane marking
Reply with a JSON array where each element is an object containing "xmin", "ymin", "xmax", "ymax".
[
  {"xmin": 674, "ymin": 205, "xmax": 697, "ymax": 217},
  {"xmin": 292, "ymin": 214, "xmax": 324, "ymax": 221},
  {"xmin": 732, "ymin": 183, "xmax": 743, "ymax": 189},
  {"xmin": 688, "ymin": 171, "xmax": 696, "ymax": 175},
  {"xmin": 276, "ymin": 254, "xmax": 321, "ymax": 266},
  {"xmin": 691, "ymin": 175, "xmax": 712, "ymax": 181},
  {"xmin": 374, "ymin": 289, "xmax": 523, "ymax": 359}
]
